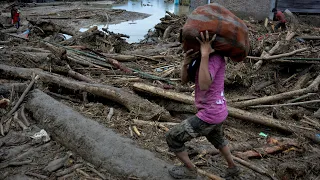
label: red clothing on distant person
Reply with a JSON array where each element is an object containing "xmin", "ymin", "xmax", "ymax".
[
  {"xmin": 275, "ymin": 10, "xmax": 286, "ymax": 23},
  {"xmin": 12, "ymin": 11, "xmax": 19, "ymax": 24}
]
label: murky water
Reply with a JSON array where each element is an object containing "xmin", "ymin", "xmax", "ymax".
[{"xmin": 80, "ymin": 0, "xmax": 189, "ymax": 43}]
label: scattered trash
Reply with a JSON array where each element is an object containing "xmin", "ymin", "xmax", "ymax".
[
  {"xmin": 259, "ymin": 132, "xmax": 268, "ymax": 138},
  {"xmin": 0, "ymin": 98, "xmax": 10, "ymax": 108},
  {"xmin": 296, "ymin": 38, "xmax": 305, "ymax": 43},
  {"xmin": 31, "ymin": 129, "xmax": 51, "ymax": 142}
]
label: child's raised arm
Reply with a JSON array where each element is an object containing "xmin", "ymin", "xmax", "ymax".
[{"xmin": 196, "ymin": 31, "xmax": 216, "ymax": 90}]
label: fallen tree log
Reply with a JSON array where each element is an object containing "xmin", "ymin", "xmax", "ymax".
[
  {"xmin": 0, "ymin": 65, "xmax": 172, "ymax": 122},
  {"xmin": 59, "ymin": 26, "xmax": 98, "ymax": 46},
  {"xmin": 14, "ymin": 47, "xmax": 51, "ymax": 53},
  {"xmin": 131, "ymin": 83, "xmax": 320, "ymax": 144},
  {"xmin": 0, "ymin": 41, "xmax": 10, "ymax": 45},
  {"xmin": 25, "ymin": 89, "xmax": 175, "ymax": 179},
  {"xmin": 40, "ymin": 65, "xmax": 95, "ymax": 83},
  {"xmin": 0, "ymin": 28, "xmax": 17, "ymax": 34},
  {"xmin": 232, "ymin": 156, "xmax": 276, "ymax": 180},
  {"xmin": 42, "ymin": 42, "xmax": 67, "ymax": 60},
  {"xmin": 101, "ymin": 54, "xmax": 137, "ymax": 61},
  {"xmin": 296, "ymin": 36, "xmax": 320, "ymax": 40},
  {"xmin": 133, "ymin": 83, "xmax": 194, "ymax": 104},
  {"xmin": 248, "ymin": 99, "xmax": 320, "ymax": 109},
  {"xmin": 28, "ymin": 19, "xmax": 75, "ymax": 36},
  {"xmin": 232, "ymin": 74, "xmax": 320, "ymax": 108},
  {"xmin": 8, "ymin": 51, "xmax": 52, "ymax": 65},
  {"xmin": 157, "ymin": 100, "xmax": 197, "ymax": 113}
]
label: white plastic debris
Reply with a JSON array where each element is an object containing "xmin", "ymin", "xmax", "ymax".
[{"xmin": 31, "ymin": 129, "xmax": 51, "ymax": 142}]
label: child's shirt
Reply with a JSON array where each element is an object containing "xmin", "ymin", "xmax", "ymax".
[{"xmin": 195, "ymin": 54, "xmax": 228, "ymax": 124}]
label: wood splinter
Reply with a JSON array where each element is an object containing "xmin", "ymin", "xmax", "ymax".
[
  {"xmin": 107, "ymin": 107, "xmax": 114, "ymax": 121},
  {"xmin": 132, "ymin": 125, "xmax": 141, "ymax": 137}
]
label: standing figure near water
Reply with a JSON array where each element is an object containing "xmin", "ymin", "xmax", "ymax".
[
  {"xmin": 11, "ymin": 6, "xmax": 20, "ymax": 29},
  {"xmin": 272, "ymin": 8, "xmax": 287, "ymax": 31},
  {"xmin": 165, "ymin": 31, "xmax": 240, "ymax": 179}
]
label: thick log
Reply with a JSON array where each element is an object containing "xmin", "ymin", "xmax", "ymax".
[
  {"xmin": 293, "ymin": 73, "xmax": 311, "ymax": 90},
  {"xmin": 14, "ymin": 47, "xmax": 51, "ymax": 53},
  {"xmin": 40, "ymin": 66, "xmax": 94, "ymax": 83},
  {"xmin": 60, "ymin": 26, "xmax": 98, "ymax": 46},
  {"xmin": 25, "ymin": 89, "xmax": 174, "ymax": 179},
  {"xmin": 163, "ymin": 25, "xmax": 174, "ymax": 39},
  {"xmin": 232, "ymin": 74, "xmax": 320, "ymax": 108},
  {"xmin": 130, "ymin": 83, "xmax": 320, "ymax": 143},
  {"xmin": 42, "ymin": 42, "xmax": 67, "ymax": 60},
  {"xmin": 0, "ymin": 65, "xmax": 172, "ymax": 121},
  {"xmin": 133, "ymin": 83, "xmax": 194, "ymax": 104},
  {"xmin": 228, "ymin": 107, "xmax": 291, "ymax": 133},
  {"xmin": 297, "ymin": 36, "xmax": 320, "ymax": 40},
  {"xmin": 232, "ymin": 156, "xmax": 276, "ymax": 179},
  {"xmin": 159, "ymin": 100, "xmax": 197, "ymax": 113},
  {"xmin": 101, "ymin": 54, "xmax": 137, "ymax": 61},
  {"xmin": 0, "ymin": 28, "xmax": 17, "ymax": 34},
  {"xmin": 0, "ymin": 41, "xmax": 10, "ymax": 45},
  {"xmin": 28, "ymin": 19, "xmax": 75, "ymax": 36},
  {"xmin": 285, "ymin": 32, "xmax": 296, "ymax": 41}
]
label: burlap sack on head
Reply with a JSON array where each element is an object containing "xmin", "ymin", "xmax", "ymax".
[{"xmin": 182, "ymin": 3, "xmax": 250, "ymax": 62}]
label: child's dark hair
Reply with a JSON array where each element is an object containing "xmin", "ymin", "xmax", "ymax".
[{"xmin": 180, "ymin": 29, "xmax": 200, "ymax": 44}]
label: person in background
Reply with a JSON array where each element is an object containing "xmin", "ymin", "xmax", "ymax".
[
  {"xmin": 165, "ymin": 31, "xmax": 240, "ymax": 179},
  {"xmin": 272, "ymin": 8, "xmax": 286, "ymax": 31},
  {"xmin": 11, "ymin": 6, "xmax": 20, "ymax": 29}
]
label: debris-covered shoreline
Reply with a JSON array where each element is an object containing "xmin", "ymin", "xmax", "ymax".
[{"xmin": 1, "ymin": 1, "xmax": 320, "ymax": 179}]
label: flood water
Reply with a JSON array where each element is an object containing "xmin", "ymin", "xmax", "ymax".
[{"xmin": 80, "ymin": 0, "xmax": 189, "ymax": 43}]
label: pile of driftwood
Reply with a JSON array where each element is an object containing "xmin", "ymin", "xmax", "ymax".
[{"xmin": 1, "ymin": 9, "xmax": 320, "ymax": 180}]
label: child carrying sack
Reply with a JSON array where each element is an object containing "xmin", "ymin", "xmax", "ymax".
[{"xmin": 182, "ymin": 3, "xmax": 250, "ymax": 62}]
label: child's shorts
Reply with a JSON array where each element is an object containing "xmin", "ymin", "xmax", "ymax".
[{"xmin": 166, "ymin": 115, "xmax": 228, "ymax": 152}]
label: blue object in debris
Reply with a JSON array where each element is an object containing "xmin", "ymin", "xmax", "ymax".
[{"xmin": 296, "ymin": 38, "xmax": 305, "ymax": 43}]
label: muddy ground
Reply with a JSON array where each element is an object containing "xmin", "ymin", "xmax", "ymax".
[{"xmin": 1, "ymin": 1, "xmax": 320, "ymax": 180}]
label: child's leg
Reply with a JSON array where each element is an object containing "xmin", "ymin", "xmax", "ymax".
[
  {"xmin": 205, "ymin": 124, "xmax": 235, "ymax": 167},
  {"xmin": 206, "ymin": 124, "xmax": 240, "ymax": 177},
  {"xmin": 219, "ymin": 145, "xmax": 236, "ymax": 168},
  {"xmin": 166, "ymin": 117, "xmax": 195, "ymax": 169}
]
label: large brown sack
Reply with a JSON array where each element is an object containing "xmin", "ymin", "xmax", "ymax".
[{"xmin": 182, "ymin": 3, "xmax": 250, "ymax": 62}]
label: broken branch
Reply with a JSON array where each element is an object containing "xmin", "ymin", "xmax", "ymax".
[
  {"xmin": 248, "ymin": 47, "xmax": 309, "ymax": 60},
  {"xmin": 249, "ymin": 99, "xmax": 320, "ymax": 108},
  {"xmin": 232, "ymin": 74, "xmax": 320, "ymax": 108},
  {"xmin": 0, "ymin": 65, "xmax": 173, "ymax": 122},
  {"xmin": 232, "ymin": 156, "xmax": 276, "ymax": 180}
]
